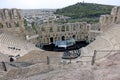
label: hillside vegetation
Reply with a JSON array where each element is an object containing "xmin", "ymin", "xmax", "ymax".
[{"xmin": 55, "ymin": 3, "xmax": 114, "ymax": 23}]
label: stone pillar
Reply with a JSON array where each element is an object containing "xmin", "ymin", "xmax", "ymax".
[{"xmin": 116, "ymin": 7, "xmax": 120, "ymax": 23}]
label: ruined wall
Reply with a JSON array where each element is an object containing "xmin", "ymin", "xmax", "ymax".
[
  {"xmin": 38, "ymin": 22, "xmax": 90, "ymax": 44},
  {"xmin": 0, "ymin": 9, "xmax": 25, "ymax": 34},
  {"xmin": 80, "ymin": 6, "xmax": 120, "ymax": 61},
  {"xmin": 99, "ymin": 6, "xmax": 120, "ymax": 31}
]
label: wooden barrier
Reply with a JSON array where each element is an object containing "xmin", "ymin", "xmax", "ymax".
[
  {"xmin": 91, "ymin": 50, "xmax": 96, "ymax": 65},
  {"xmin": 2, "ymin": 61, "xmax": 7, "ymax": 71},
  {"xmin": 47, "ymin": 56, "xmax": 50, "ymax": 65}
]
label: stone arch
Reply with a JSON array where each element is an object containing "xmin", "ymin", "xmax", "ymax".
[
  {"xmin": 114, "ymin": 16, "xmax": 117, "ymax": 23},
  {"xmin": 73, "ymin": 25, "xmax": 76, "ymax": 30},
  {"xmin": 6, "ymin": 22, "xmax": 11, "ymax": 28},
  {"xmin": 66, "ymin": 26, "xmax": 69, "ymax": 31},
  {"xmin": 14, "ymin": 21, "xmax": 19, "ymax": 27},
  {"xmin": 9, "ymin": 23, "xmax": 12, "ymax": 28},
  {"xmin": 61, "ymin": 25, "xmax": 65, "ymax": 32},
  {"xmin": 6, "ymin": 22, "xmax": 8, "ymax": 28},
  {"xmin": 73, "ymin": 35, "xmax": 76, "ymax": 39},
  {"xmin": 62, "ymin": 36, "xmax": 65, "ymax": 41},
  {"xmin": 50, "ymin": 37, "xmax": 53, "ymax": 43},
  {"xmin": 0, "ymin": 13, "xmax": 2, "ymax": 20}
]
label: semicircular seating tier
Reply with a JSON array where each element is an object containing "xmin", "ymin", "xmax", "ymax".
[
  {"xmin": 0, "ymin": 31, "xmax": 41, "ymax": 57},
  {"xmin": 80, "ymin": 24, "xmax": 120, "ymax": 61}
]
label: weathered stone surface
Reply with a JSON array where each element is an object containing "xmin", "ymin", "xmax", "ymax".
[
  {"xmin": 0, "ymin": 9, "xmax": 25, "ymax": 35},
  {"xmin": 99, "ymin": 6, "xmax": 120, "ymax": 31},
  {"xmin": 37, "ymin": 22, "xmax": 90, "ymax": 44}
]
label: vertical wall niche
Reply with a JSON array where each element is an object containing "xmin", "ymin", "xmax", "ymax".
[
  {"xmin": 6, "ymin": 22, "xmax": 8, "ymax": 28},
  {"xmin": 57, "ymin": 27, "xmax": 60, "ymax": 32},
  {"xmin": 73, "ymin": 25, "xmax": 76, "ymax": 31},
  {"xmin": 61, "ymin": 25, "xmax": 65, "ymax": 32},
  {"xmin": 1, "ymin": 10, "xmax": 4, "ymax": 19},
  {"xmin": 0, "ymin": 23, "xmax": 3, "ymax": 29},
  {"xmin": 9, "ymin": 23, "xmax": 12, "ymax": 28},
  {"xmin": 114, "ymin": 16, "xmax": 117, "ymax": 23},
  {"xmin": 0, "ymin": 13, "xmax": 2, "ymax": 20},
  {"xmin": 14, "ymin": 21, "xmax": 19, "ymax": 27},
  {"xmin": 66, "ymin": 26, "xmax": 69, "ymax": 31},
  {"xmin": 6, "ymin": 22, "xmax": 11, "ymax": 28},
  {"xmin": 62, "ymin": 36, "xmax": 65, "ymax": 41},
  {"xmin": 50, "ymin": 37, "xmax": 53, "ymax": 43},
  {"xmin": 9, "ymin": 12, "xmax": 12, "ymax": 19},
  {"xmin": 73, "ymin": 35, "xmax": 76, "ymax": 39}
]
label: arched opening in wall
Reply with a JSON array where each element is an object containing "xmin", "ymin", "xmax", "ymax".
[
  {"xmin": 114, "ymin": 16, "xmax": 117, "ymax": 23},
  {"xmin": 50, "ymin": 37, "xmax": 53, "ymax": 43},
  {"xmin": 9, "ymin": 23, "xmax": 12, "ymax": 28},
  {"xmin": 9, "ymin": 12, "xmax": 12, "ymax": 19},
  {"xmin": 0, "ymin": 23, "xmax": 3, "ymax": 29},
  {"xmin": 62, "ymin": 36, "xmax": 65, "ymax": 41},
  {"xmin": 66, "ymin": 26, "xmax": 69, "ymax": 31},
  {"xmin": 14, "ymin": 21, "xmax": 19, "ymax": 27},
  {"xmin": 73, "ymin": 26, "xmax": 76, "ymax": 31},
  {"xmin": 61, "ymin": 25, "xmax": 65, "ymax": 32},
  {"xmin": 6, "ymin": 22, "xmax": 9, "ymax": 28},
  {"xmin": 98, "ymin": 28, "xmax": 101, "ymax": 31},
  {"xmin": 1, "ymin": 15, "xmax": 4, "ymax": 20},
  {"xmin": 73, "ymin": 35, "xmax": 76, "ymax": 39},
  {"xmin": 6, "ymin": 22, "xmax": 11, "ymax": 28}
]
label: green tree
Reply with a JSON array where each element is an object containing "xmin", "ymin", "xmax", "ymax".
[
  {"xmin": 24, "ymin": 19, "xmax": 27, "ymax": 26},
  {"xmin": 31, "ymin": 22, "xmax": 37, "ymax": 33},
  {"xmin": 54, "ymin": 3, "xmax": 113, "ymax": 23}
]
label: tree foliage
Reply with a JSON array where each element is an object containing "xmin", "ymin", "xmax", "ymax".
[{"xmin": 55, "ymin": 3, "xmax": 114, "ymax": 23}]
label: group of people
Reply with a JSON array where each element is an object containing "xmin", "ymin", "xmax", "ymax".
[
  {"xmin": 62, "ymin": 49, "xmax": 81, "ymax": 59},
  {"xmin": 8, "ymin": 47, "xmax": 21, "ymax": 51},
  {"xmin": 7, "ymin": 47, "xmax": 21, "ymax": 62}
]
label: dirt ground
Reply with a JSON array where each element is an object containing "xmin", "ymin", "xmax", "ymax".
[{"xmin": 1, "ymin": 51, "xmax": 120, "ymax": 80}]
